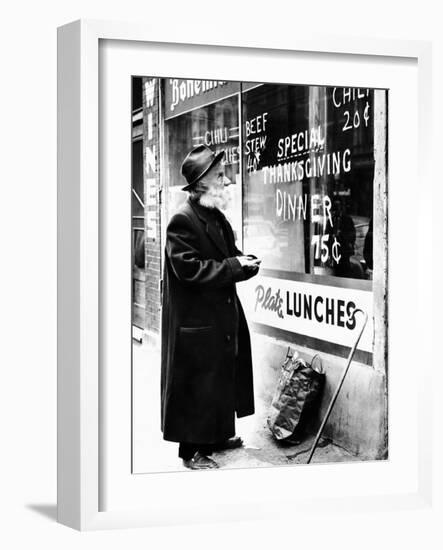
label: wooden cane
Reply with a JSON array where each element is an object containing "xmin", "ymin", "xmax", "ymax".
[{"xmin": 306, "ymin": 309, "xmax": 368, "ymax": 464}]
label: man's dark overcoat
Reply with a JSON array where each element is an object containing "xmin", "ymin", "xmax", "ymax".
[{"xmin": 161, "ymin": 197, "xmax": 255, "ymax": 444}]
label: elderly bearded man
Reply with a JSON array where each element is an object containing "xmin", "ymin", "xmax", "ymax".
[{"xmin": 160, "ymin": 144, "xmax": 261, "ymax": 470}]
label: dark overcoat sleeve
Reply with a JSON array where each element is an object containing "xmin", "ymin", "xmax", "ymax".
[{"xmin": 166, "ymin": 212, "xmax": 253, "ymax": 288}]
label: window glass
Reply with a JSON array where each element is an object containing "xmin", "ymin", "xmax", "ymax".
[
  {"xmin": 132, "ymin": 77, "xmax": 143, "ymax": 111},
  {"xmin": 131, "ymin": 139, "xmax": 144, "ymax": 218},
  {"xmin": 242, "ymin": 83, "xmax": 375, "ymax": 281},
  {"xmin": 164, "ymin": 94, "xmax": 242, "ymax": 241}
]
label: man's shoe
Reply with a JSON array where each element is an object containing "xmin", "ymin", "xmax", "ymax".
[
  {"xmin": 183, "ymin": 451, "xmax": 219, "ymax": 470},
  {"xmin": 212, "ymin": 436, "xmax": 244, "ymax": 451}
]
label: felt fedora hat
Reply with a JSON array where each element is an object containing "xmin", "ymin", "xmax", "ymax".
[{"xmin": 181, "ymin": 144, "xmax": 225, "ymax": 191}]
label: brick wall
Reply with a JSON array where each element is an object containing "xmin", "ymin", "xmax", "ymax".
[{"xmin": 143, "ymin": 77, "xmax": 161, "ymax": 338}]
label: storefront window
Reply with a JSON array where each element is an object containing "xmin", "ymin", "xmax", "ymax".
[
  {"xmin": 164, "ymin": 90, "xmax": 242, "ymax": 240},
  {"xmin": 156, "ymin": 78, "xmax": 386, "ymax": 359},
  {"xmin": 242, "ymin": 83, "xmax": 375, "ymax": 281}
]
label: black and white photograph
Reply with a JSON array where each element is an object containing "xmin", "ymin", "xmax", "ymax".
[
  {"xmin": 2, "ymin": 0, "xmax": 440, "ymax": 542},
  {"xmin": 131, "ymin": 77, "xmax": 388, "ymax": 473}
]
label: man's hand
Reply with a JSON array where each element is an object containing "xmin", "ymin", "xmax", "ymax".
[{"xmin": 237, "ymin": 255, "xmax": 262, "ymax": 268}]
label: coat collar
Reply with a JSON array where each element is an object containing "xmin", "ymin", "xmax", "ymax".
[{"xmin": 187, "ymin": 197, "xmax": 229, "ymax": 257}]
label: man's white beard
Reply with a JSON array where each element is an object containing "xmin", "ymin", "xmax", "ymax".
[{"xmin": 199, "ymin": 186, "xmax": 231, "ymax": 211}]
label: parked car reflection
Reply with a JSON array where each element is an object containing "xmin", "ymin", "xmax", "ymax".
[{"xmin": 244, "ymin": 219, "xmax": 282, "ymax": 265}]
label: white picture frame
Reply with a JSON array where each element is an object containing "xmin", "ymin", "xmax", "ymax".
[{"xmin": 57, "ymin": 19, "xmax": 433, "ymax": 530}]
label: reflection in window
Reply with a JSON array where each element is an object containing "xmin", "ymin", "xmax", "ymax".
[
  {"xmin": 242, "ymin": 84, "xmax": 375, "ymax": 280},
  {"xmin": 164, "ymin": 94, "xmax": 242, "ymax": 240}
]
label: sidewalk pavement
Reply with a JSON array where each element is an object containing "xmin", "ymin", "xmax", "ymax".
[{"xmin": 132, "ymin": 340, "xmax": 359, "ymax": 473}]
